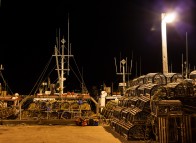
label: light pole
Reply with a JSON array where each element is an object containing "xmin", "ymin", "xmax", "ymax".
[{"xmin": 161, "ymin": 12, "xmax": 176, "ymax": 74}]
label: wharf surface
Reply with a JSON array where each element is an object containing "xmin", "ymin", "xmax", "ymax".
[{"xmin": 0, "ymin": 124, "xmax": 150, "ymax": 143}]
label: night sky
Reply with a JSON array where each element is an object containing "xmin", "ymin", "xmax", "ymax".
[{"xmin": 0, "ymin": 0, "xmax": 196, "ymax": 95}]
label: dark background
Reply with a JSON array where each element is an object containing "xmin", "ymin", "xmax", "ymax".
[{"xmin": 0, "ymin": 0, "xmax": 196, "ymax": 95}]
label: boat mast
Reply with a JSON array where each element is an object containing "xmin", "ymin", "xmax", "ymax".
[
  {"xmin": 60, "ymin": 14, "xmax": 73, "ymax": 96},
  {"xmin": 53, "ymin": 14, "xmax": 73, "ymax": 96},
  {"xmin": 115, "ymin": 58, "xmax": 132, "ymax": 96},
  {"xmin": 54, "ymin": 45, "xmax": 60, "ymax": 81},
  {"xmin": 60, "ymin": 38, "xmax": 65, "ymax": 95}
]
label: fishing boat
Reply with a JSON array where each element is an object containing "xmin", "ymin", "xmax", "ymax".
[
  {"xmin": 0, "ymin": 17, "xmax": 99, "ymax": 125},
  {"xmin": 18, "ymin": 31, "xmax": 99, "ymax": 122},
  {"xmin": 0, "ymin": 65, "xmax": 22, "ymax": 119}
]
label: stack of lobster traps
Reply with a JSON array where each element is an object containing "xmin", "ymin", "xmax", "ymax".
[
  {"xmin": 101, "ymin": 72, "xmax": 196, "ymax": 142},
  {"xmin": 0, "ymin": 94, "xmax": 21, "ymax": 119},
  {"xmin": 20, "ymin": 96, "xmax": 94, "ymax": 121},
  {"xmin": 0, "ymin": 91, "xmax": 99, "ymax": 125},
  {"xmin": 101, "ymin": 100, "xmax": 117, "ymax": 119}
]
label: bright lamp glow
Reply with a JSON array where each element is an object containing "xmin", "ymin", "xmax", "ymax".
[
  {"xmin": 161, "ymin": 12, "xmax": 177, "ymax": 74},
  {"xmin": 163, "ymin": 12, "xmax": 176, "ymax": 23}
]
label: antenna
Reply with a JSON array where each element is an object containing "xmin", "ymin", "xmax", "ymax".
[
  {"xmin": 70, "ymin": 43, "xmax": 72, "ymax": 55},
  {"xmin": 82, "ymin": 67, "xmax": 84, "ymax": 94},
  {"xmin": 59, "ymin": 28, "xmax": 61, "ymax": 51},
  {"xmin": 56, "ymin": 29, "xmax": 59, "ymax": 49},
  {"xmin": 114, "ymin": 57, "xmax": 117, "ymax": 73},
  {"xmin": 68, "ymin": 13, "xmax": 70, "ymax": 75},
  {"xmin": 126, "ymin": 57, "xmax": 128, "ymax": 73},
  {"xmin": 131, "ymin": 50, "xmax": 133, "ymax": 73},
  {"xmin": 189, "ymin": 63, "xmax": 190, "ymax": 78},
  {"xmin": 135, "ymin": 61, "xmax": 137, "ymax": 77},
  {"xmin": 120, "ymin": 52, "xmax": 121, "ymax": 73},
  {"xmin": 139, "ymin": 56, "xmax": 141, "ymax": 76},
  {"xmin": 182, "ymin": 53, "xmax": 183, "ymax": 77}
]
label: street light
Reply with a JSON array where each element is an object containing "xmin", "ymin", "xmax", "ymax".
[{"xmin": 161, "ymin": 12, "xmax": 176, "ymax": 74}]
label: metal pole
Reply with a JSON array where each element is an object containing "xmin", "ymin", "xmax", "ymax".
[
  {"xmin": 185, "ymin": 32, "xmax": 188, "ymax": 79},
  {"xmin": 161, "ymin": 13, "xmax": 169, "ymax": 74},
  {"xmin": 121, "ymin": 59, "xmax": 126, "ymax": 96}
]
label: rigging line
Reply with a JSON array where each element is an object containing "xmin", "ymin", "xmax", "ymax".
[
  {"xmin": 69, "ymin": 65, "xmax": 82, "ymax": 84},
  {"xmin": 25, "ymin": 58, "xmax": 53, "ymax": 105},
  {"xmin": 5, "ymin": 84, "xmax": 13, "ymax": 95},
  {"xmin": 68, "ymin": 61, "xmax": 88, "ymax": 92},
  {"xmin": 52, "ymin": 77, "xmax": 58, "ymax": 84},
  {"xmin": 72, "ymin": 57, "xmax": 87, "ymax": 88},
  {"xmin": 0, "ymin": 71, "xmax": 6, "ymax": 85},
  {"xmin": 0, "ymin": 71, "xmax": 13, "ymax": 94},
  {"xmin": 29, "ymin": 55, "xmax": 53, "ymax": 95},
  {"xmin": 42, "ymin": 64, "xmax": 56, "ymax": 83},
  {"xmin": 33, "ymin": 56, "xmax": 53, "ymax": 95}
]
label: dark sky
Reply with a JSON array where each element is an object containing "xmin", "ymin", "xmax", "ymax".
[{"xmin": 0, "ymin": 0, "xmax": 196, "ymax": 94}]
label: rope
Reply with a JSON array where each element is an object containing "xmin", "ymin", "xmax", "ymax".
[
  {"xmin": 69, "ymin": 65, "xmax": 82, "ymax": 84},
  {"xmin": 0, "ymin": 71, "xmax": 13, "ymax": 95},
  {"xmin": 29, "ymin": 55, "xmax": 53, "ymax": 95},
  {"xmin": 73, "ymin": 57, "xmax": 88, "ymax": 92}
]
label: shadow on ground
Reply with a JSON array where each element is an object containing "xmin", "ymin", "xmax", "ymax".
[{"xmin": 103, "ymin": 125, "xmax": 154, "ymax": 143}]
